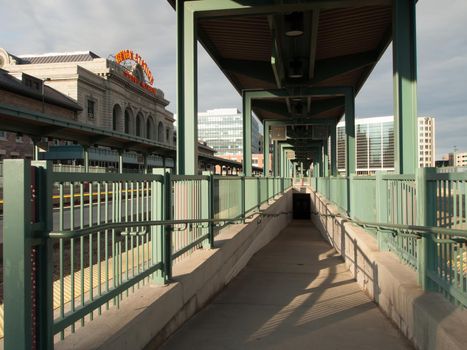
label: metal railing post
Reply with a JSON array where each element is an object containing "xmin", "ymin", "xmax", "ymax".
[
  {"xmin": 163, "ymin": 170, "xmax": 172, "ymax": 282},
  {"xmin": 202, "ymin": 171, "xmax": 214, "ymax": 248},
  {"xmin": 4, "ymin": 160, "xmax": 40, "ymax": 350},
  {"xmin": 257, "ymin": 177, "xmax": 261, "ymax": 210},
  {"xmin": 32, "ymin": 161, "xmax": 54, "ymax": 350},
  {"xmin": 152, "ymin": 169, "xmax": 165, "ymax": 284},
  {"xmin": 416, "ymin": 167, "xmax": 436, "ymax": 290},
  {"xmin": 376, "ymin": 172, "xmax": 389, "ymax": 250},
  {"xmin": 241, "ymin": 174, "xmax": 246, "ymax": 222}
]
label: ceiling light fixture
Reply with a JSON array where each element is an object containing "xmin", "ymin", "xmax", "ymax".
[
  {"xmin": 288, "ymin": 58, "xmax": 304, "ymax": 79},
  {"xmin": 285, "ymin": 12, "xmax": 304, "ymax": 37}
]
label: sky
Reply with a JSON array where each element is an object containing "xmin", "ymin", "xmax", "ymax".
[{"xmin": 0, "ymin": 0, "xmax": 466, "ymax": 158}]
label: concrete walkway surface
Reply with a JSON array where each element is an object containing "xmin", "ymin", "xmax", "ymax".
[{"xmin": 160, "ymin": 221, "xmax": 413, "ymax": 350}]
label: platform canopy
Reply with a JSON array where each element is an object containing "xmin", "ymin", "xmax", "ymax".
[
  {"xmin": 169, "ymin": 0, "xmax": 392, "ymax": 122},
  {"xmin": 169, "ymin": 0, "xmax": 418, "ymax": 176}
]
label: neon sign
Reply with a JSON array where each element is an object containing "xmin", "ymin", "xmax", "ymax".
[{"xmin": 115, "ymin": 49, "xmax": 156, "ymax": 94}]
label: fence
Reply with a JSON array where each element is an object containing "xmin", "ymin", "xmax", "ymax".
[
  {"xmin": 2, "ymin": 160, "xmax": 292, "ymax": 349},
  {"xmin": 310, "ymin": 168, "xmax": 467, "ymax": 308}
]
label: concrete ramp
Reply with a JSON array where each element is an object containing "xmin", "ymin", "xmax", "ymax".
[{"xmin": 161, "ymin": 221, "xmax": 412, "ymax": 350}]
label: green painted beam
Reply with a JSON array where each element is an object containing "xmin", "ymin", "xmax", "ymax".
[
  {"xmin": 330, "ymin": 120, "xmax": 338, "ymax": 176},
  {"xmin": 4, "ymin": 160, "xmax": 33, "ymax": 350},
  {"xmin": 263, "ymin": 120, "xmax": 270, "ymax": 177},
  {"xmin": 254, "ymin": 97, "xmax": 345, "ymax": 118},
  {"xmin": 266, "ymin": 118, "xmax": 334, "ymax": 126},
  {"xmin": 393, "ymin": 0, "xmax": 417, "ymax": 174},
  {"xmin": 311, "ymin": 50, "xmax": 378, "ymax": 85},
  {"xmin": 242, "ymin": 90, "xmax": 252, "ymax": 176},
  {"xmin": 177, "ymin": 0, "xmax": 198, "ymax": 175},
  {"xmin": 323, "ymin": 141, "xmax": 329, "ymax": 177},
  {"xmin": 344, "ymin": 88, "xmax": 356, "ymax": 176},
  {"xmin": 221, "ymin": 58, "xmax": 276, "ymax": 85}
]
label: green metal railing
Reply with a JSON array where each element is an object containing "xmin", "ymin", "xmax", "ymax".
[
  {"xmin": 309, "ymin": 168, "xmax": 467, "ymax": 308},
  {"xmin": 2, "ymin": 159, "xmax": 292, "ymax": 349}
]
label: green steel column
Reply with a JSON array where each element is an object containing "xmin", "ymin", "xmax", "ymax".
[
  {"xmin": 242, "ymin": 91, "xmax": 252, "ymax": 177},
  {"xmin": 118, "ymin": 150, "xmax": 123, "ymax": 174},
  {"xmin": 177, "ymin": 0, "xmax": 198, "ymax": 175},
  {"xmin": 330, "ymin": 121, "xmax": 337, "ymax": 176},
  {"xmin": 83, "ymin": 146, "xmax": 89, "ymax": 172},
  {"xmin": 32, "ymin": 161, "xmax": 54, "ymax": 350},
  {"xmin": 375, "ymin": 172, "xmax": 389, "ymax": 250},
  {"xmin": 416, "ymin": 167, "xmax": 436, "ymax": 290},
  {"xmin": 4, "ymin": 160, "xmax": 33, "ymax": 350},
  {"xmin": 345, "ymin": 89, "xmax": 356, "ymax": 176},
  {"xmin": 202, "ymin": 171, "xmax": 214, "ymax": 248},
  {"xmin": 279, "ymin": 145, "xmax": 285, "ymax": 177},
  {"xmin": 152, "ymin": 169, "xmax": 165, "ymax": 284},
  {"xmin": 263, "ymin": 121, "xmax": 270, "ymax": 177},
  {"xmin": 393, "ymin": 0, "xmax": 418, "ymax": 174},
  {"xmin": 323, "ymin": 142, "xmax": 329, "ymax": 177},
  {"xmin": 143, "ymin": 153, "xmax": 148, "ymax": 174},
  {"xmin": 318, "ymin": 148, "xmax": 324, "ymax": 177},
  {"xmin": 272, "ymin": 141, "xmax": 277, "ymax": 177}
]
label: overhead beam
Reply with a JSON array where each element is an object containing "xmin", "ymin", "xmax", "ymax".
[
  {"xmin": 393, "ymin": 0, "xmax": 417, "ymax": 174},
  {"xmin": 311, "ymin": 50, "xmax": 379, "ymax": 84},
  {"xmin": 221, "ymin": 58, "xmax": 275, "ymax": 85},
  {"xmin": 188, "ymin": 0, "xmax": 393, "ymax": 18}
]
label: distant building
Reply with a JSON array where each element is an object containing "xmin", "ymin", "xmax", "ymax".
[
  {"xmin": 0, "ymin": 68, "xmax": 81, "ymax": 160},
  {"xmin": 418, "ymin": 117, "xmax": 436, "ymax": 168},
  {"xmin": 448, "ymin": 151, "xmax": 467, "ymax": 167},
  {"xmin": 337, "ymin": 116, "xmax": 435, "ymax": 175},
  {"xmin": 197, "ymin": 108, "xmax": 262, "ymax": 156},
  {"xmin": 0, "ymin": 47, "xmax": 176, "ymax": 167},
  {"xmin": 0, "ymin": 48, "xmax": 175, "ymax": 144}
]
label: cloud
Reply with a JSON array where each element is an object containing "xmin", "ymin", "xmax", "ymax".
[{"xmin": 1, "ymin": 0, "xmax": 466, "ymax": 158}]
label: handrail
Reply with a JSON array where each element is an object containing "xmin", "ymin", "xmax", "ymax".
[
  {"xmin": 351, "ymin": 220, "xmax": 467, "ymax": 240},
  {"xmin": 48, "ymin": 211, "xmax": 293, "ymax": 240}
]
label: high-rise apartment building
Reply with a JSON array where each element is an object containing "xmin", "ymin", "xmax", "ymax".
[
  {"xmin": 197, "ymin": 108, "xmax": 262, "ymax": 156},
  {"xmin": 337, "ymin": 116, "xmax": 435, "ymax": 174},
  {"xmin": 418, "ymin": 117, "xmax": 436, "ymax": 168}
]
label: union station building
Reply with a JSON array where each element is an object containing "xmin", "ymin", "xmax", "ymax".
[{"xmin": 0, "ymin": 47, "xmax": 176, "ymax": 166}]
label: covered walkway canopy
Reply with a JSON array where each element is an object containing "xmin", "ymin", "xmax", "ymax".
[{"xmin": 169, "ymin": 0, "xmax": 418, "ymax": 177}]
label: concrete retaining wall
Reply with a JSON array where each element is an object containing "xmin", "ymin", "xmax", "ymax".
[
  {"xmin": 309, "ymin": 188, "xmax": 467, "ymax": 350},
  {"xmin": 57, "ymin": 189, "xmax": 293, "ymax": 350}
]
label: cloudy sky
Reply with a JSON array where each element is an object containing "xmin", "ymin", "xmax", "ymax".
[{"xmin": 1, "ymin": 0, "xmax": 466, "ymax": 158}]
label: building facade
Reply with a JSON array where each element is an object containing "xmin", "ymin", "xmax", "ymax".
[
  {"xmin": 197, "ymin": 108, "xmax": 262, "ymax": 156},
  {"xmin": 337, "ymin": 116, "xmax": 435, "ymax": 174},
  {"xmin": 418, "ymin": 116, "xmax": 436, "ymax": 168},
  {"xmin": 0, "ymin": 48, "xmax": 176, "ymax": 148},
  {"xmin": 0, "ymin": 67, "xmax": 81, "ymax": 160},
  {"xmin": 448, "ymin": 152, "xmax": 467, "ymax": 167}
]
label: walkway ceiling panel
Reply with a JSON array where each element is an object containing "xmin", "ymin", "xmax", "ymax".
[
  {"xmin": 169, "ymin": 1, "xmax": 393, "ymax": 124},
  {"xmin": 316, "ymin": 6, "xmax": 392, "ymax": 60}
]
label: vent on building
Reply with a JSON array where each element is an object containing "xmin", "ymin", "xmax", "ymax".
[
  {"xmin": 271, "ymin": 126, "xmax": 287, "ymax": 141},
  {"xmin": 312, "ymin": 126, "xmax": 329, "ymax": 140}
]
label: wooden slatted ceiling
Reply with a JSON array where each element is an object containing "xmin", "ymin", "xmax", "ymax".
[
  {"xmin": 316, "ymin": 6, "xmax": 392, "ymax": 60},
  {"xmin": 199, "ymin": 16, "xmax": 272, "ymax": 61}
]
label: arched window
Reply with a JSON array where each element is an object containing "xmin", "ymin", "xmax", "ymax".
[
  {"xmin": 136, "ymin": 113, "xmax": 143, "ymax": 137},
  {"xmin": 112, "ymin": 104, "xmax": 122, "ymax": 131},
  {"xmin": 166, "ymin": 128, "xmax": 170, "ymax": 143},
  {"xmin": 158, "ymin": 122, "xmax": 164, "ymax": 142},
  {"xmin": 146, "ymin": 116, "xmax": 154, "ymax": 139},
  {"xmin": 124, "ymin": 108, "xmax": 133, "ymax": 134}
]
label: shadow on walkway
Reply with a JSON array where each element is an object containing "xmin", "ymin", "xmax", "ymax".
[{"xmin": 160, "ymin": 220, "xmax": 413, "ymax": 350}]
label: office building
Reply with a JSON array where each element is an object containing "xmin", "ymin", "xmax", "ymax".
[
  {"xmin": 337, "ymin": 116, "xmax": 435, "ymax": 174},
  {"xmin": 198, "ymin": 108, "xmax": 262, "ymax": 156}
]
